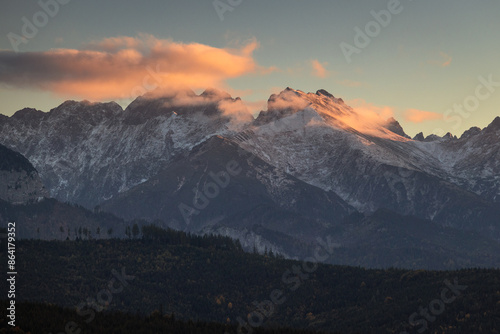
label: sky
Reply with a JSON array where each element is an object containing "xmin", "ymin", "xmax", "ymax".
[{"xmin": 0, "ymin": 0, "xmax": 499, "ymax": 137}]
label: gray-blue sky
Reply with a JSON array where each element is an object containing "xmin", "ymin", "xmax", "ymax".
[{"xmin": 1, "ymin": 0, "xmax": 499, "ymax": 136}]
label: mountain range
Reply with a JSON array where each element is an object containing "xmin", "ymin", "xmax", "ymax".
[{"xmin": 1, "ymin": 87, "xmax": 499, "ymax": 268}]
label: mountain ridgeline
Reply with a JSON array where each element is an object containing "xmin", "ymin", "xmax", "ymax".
[{"xmin": 0, "ymin": 87, "xmax": 499, "ymax": 269}]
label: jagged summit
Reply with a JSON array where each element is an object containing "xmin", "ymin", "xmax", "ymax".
[
  {"xmin": 484, "ymin": 116, "xmax": 500, "ymax": 133},
  {"xmin": 50, "ymin": 100, "xmax": 123, "ymax": 114},
  {"xmin": 424, "ymin": 134, "xmax": 441, "ymax": 142},
  {"xmin": 384, "ymin": 117, "xmax": 410, "ymax": 139},
  {"xmin": 254, "ymin": 88, "xmax": 311, "ymax": 125},
  {"xmin": 442, "ymin": 132, "xmax": 457, "ymax": 140},
  {"xmin": 122, "ymin": 87, "xmax": 238, "ymax": 124},
  {"xmin": 413, "ymin": 132, "xmax": 425, "ymax": 141},
  {"xmin": 413, "ymin": 132, "xmax": 455, "ymax": 142},
  {"xmin": 460, "ymin": 126, "xmax": 481, "ymax": 140},
  {"xmin": 11, "ymin": 107, "xmax": 45, "ymax": 121},
  {"xmin": 316, "ymin": 89, "xmax": 335, "ymax": 98},
  {"xmin": 200, "ymin": 87, "xmax": 232, "ymax": 100},
  {"xmin": 256, "ymin": 88, "xmax": 412, "ymax": 141},
  {"xmin": 284, "ymin": 86, "xmax": 303, "ymax": 94}
]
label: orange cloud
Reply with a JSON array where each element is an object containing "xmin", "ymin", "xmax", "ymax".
[
  {"xmin": 0, "ymin": 35, "xmax": 269, "ymax": 101},
  {"xmin": 311, "ymin": 60, "xmax": 329, "ymax": 78},
  {"xmin": 330, "ymin": 98, "xmax": 405, "ymax": 140},
  {"xmin": 404, "ymin": 109, "xmax": 442, "ymax": 123},
  {"xmin": 268, "ymin": 89, "xmax": 311, "ymax": 111},
  {"xmin": 218, "ymin": 98, "xmax": 255, "ymax": 130},
  {"xmin": 140, "ymin": 88, "xmax": 256, "ymax": 130},
  {"xmin": 347, "ymin": 99, "xmax": 394, "ymax": 123}
]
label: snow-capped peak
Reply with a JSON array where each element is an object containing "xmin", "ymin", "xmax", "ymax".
[{"xmin": 255, "ymin": 87, "xmax": 410, "ymax": 142}]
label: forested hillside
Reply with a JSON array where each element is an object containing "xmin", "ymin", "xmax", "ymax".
[{"xmin": 1, "ymin": 228, "xmax": 498, "ymax": 333}]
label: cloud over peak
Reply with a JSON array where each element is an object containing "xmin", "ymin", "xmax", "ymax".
[{"xmin": 311, "ymin": 59, "xmax": 329, "ymax": 78}]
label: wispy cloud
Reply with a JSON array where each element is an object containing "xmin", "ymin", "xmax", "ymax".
[
  {"xmin": 311, "ymin": 59, "xmax": 330, "ymax": 78},
  {"xmin": 333, "ymin": 99, "xmax": 411, "ymax": 140},
  {"xmin": 347, "ymin": 99, "xmax": 394, "ymax": 125},
  {"xmin": 268, "ymin": 89, "xmax": 311, "ymax": 111},
  {"xmin": 404, "ymin": 108, "xmax": 442, "ymax": 123},
  {"xmin": 428, "ymin": 51, "xmax": 452, "ymax": 67},
  {"xmin": 0, "ymin": 35, "xmax": 272, "ymax": 101}
]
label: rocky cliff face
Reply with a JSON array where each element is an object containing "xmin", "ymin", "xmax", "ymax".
[
  {"xmin": 0, "ymin": 89, "xmax": 235, "ymax": 208},
  {"xmin": 237, "ymin": 89, "xmax": 500, "ymax": 238},
  {"xmin": 100, "ymin": 136, "xmax": 354, "ymax": 239}
]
